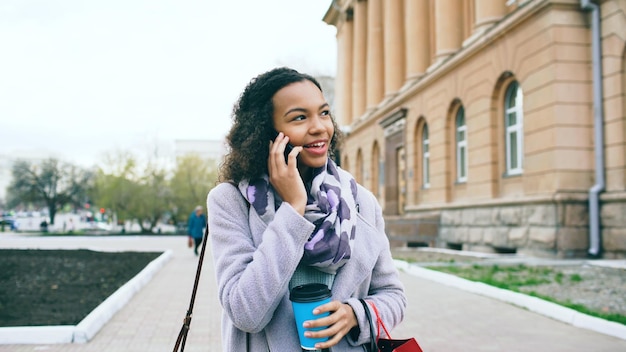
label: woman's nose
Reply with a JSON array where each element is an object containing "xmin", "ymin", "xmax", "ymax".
[{"xmin": 308, "ymin": 116, "xmax": 326, "ymax": 133}]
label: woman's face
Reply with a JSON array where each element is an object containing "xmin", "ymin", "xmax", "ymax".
[{"xmin": 272, "ymin": 80, "xmax": 334, "ymax": 170}]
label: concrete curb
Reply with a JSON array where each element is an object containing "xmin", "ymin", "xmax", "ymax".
[
  {"xmin": 0, "ymin": 249, "xmax": 172, "ymax": 344},
  {"xmin": 394, "ymin": 260, "xmax": 626, "ymax": 341}
]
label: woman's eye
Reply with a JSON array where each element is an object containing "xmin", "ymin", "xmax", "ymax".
[
  {"xmin": 293, "ymin": 114, "xmax": 306, "ymax": 121},
  {"xmin": 321, "ymin": 110, "xmax": 330, "ymax": 116}
]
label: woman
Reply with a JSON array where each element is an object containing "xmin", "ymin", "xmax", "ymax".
[
  {"xmin": 207, "ymin": 67, "xmax": 406, "ymax": 351},
  {"xmin": 187, "ymin": 205, "xmax": 207, "ymax": 256}
]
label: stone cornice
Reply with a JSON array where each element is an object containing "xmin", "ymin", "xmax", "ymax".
[{"xmin": 348, "ymin": 0, "xmax": 558, "ymax": 136}]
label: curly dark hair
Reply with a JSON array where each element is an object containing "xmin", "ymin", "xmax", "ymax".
[{"xmin": 219, "ymin": 67, "xmax": 343, "ymax": 183}]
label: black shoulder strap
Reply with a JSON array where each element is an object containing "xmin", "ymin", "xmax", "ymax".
[
  {"xmin": 359, "ymin": 298, "xmax": 378, "ymax": 352},
  {"xmin": 173, "ymin": 223, "xmax": 209, "ymax": 352}
]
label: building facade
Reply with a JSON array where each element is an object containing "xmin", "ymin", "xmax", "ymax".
[{"xmin": 324, "ymin": 0, "xmax": 626, "ymax": 258}]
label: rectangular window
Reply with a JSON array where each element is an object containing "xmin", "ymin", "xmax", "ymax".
[
  {"xmin": 423, "ymin": 154, "xmax": 430, "ymax": 187},
  {"xmin": 456, "ymin": 123, "xmax": 468, "ymax": 182},
  {"xmin": 509, "ymin": 131, "xmax": 518, "ymax": 170},
  {"xmin": 423, "ymin": 135, "xmax": 430, "ymax": 188},
  {"xmin": 422, "ymin": 125, "xmax": 430, "ymax": 188},
  {"xmin": 459, "ymin": 146, "xmax": 466, "ymax": 179}
]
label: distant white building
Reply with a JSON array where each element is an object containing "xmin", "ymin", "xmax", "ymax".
[
  {"xmin": 316, "ymin": 75, "xmax": 336, "ymax": 116},
  {"xmin": 174, "ymin": 139, "xmax": 227, "ymax": 165}
]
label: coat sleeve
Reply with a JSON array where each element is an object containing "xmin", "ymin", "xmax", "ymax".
[
  {"xmin": 207, "ymin": 183, "xmax": 315, "ymax": 333},
  {"xmin": 368, "ymin": 197, "xmax": 406, "ymax": 329}
]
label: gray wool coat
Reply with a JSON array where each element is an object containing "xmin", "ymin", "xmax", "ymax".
[{"xmin": 207, "ymin": 182, "xmax": 406, "ymax": 351}]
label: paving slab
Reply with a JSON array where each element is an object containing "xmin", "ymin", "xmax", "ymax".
[{"xmin": 1, "ymin": 234, "xmax": 625, "ymax": 351}]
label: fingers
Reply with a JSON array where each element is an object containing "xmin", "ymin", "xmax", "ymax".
[
  {"xmin": 267, "ymin": 133, "xmax": 294, "ymax": 181},
  {"xmin": 286, "ymin": 145, "xmax": 303, "ymax": 163},
  {"xmin": 302, "ymin": 302, "xmax": 357, "ymax": 349},
  {"xmin": 267, "ymin": 132, "xmax": 307, "ymax": 214},
  {"xmin": 268, "ymin": 132, "xmax": 291, "ymax": 168}
]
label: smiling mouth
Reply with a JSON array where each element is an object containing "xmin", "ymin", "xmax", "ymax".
[{"xmin": 304, "ymin": 142, "xmax": 326, "ymax": 149}]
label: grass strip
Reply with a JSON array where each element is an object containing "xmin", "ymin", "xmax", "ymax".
[{"xmin": 427, "ymin": 264, "xmax": 626, "ymax": 326}]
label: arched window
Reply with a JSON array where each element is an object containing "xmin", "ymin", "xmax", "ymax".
[
  {"xmin": 504, "ymin": 81, "xmax": 524, "ymax": 175},
  {"xmin": 342, "ymin": 156, "xmax": 350, "ymax": 173},
  {"xmin": 422, "ymin": 124, "xmax": 430, "ymax": 188},
  {"xmin": 371, "ymin": 142, "xmax": 380, "ymax": 198},
  {"xmin": 456, "ymin": 106, "xmax": 468, "ymax": 182},
  {"xmin": 356, "ymin": 149, "xmax": 364, "ymax": 184}
]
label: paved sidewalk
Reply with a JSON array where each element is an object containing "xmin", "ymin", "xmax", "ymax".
[{"xmin": 1, "ymin": 234, "xmax": 626, "ymax": 351}]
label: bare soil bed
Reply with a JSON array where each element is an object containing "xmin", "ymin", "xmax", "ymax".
[{"xmin": 0, "ymin": 249, "xmax": 161, "ymax": 327}]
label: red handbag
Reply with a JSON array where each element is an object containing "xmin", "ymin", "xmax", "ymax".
[{"xmin": 359, "ymin": 299, "xmax": 424, "ymax": 352}]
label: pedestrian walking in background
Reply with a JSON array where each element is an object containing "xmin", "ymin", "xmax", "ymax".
[
  {"xmin": 187, "ymin": 205, "xmax": 207, "ymax": 256},
  {"xmin": 39, "ymin": 219, "xmax": 48, "ymax": 233},
  {"xmin": 10, "ymin": 219, "xmax": 19, "ymax": 232},
  {"xmin": 207, "ymin": 67, "xmax": 406, "ymax": 351}
]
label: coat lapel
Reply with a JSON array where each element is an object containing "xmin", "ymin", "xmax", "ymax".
[{"xmin": 332, "ymin": 212, "xmax": 382, "ymax": 299}]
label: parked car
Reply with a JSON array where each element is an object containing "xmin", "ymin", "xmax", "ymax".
[{"xmin": 0, "ymin": 216, "xmax": 16, "ymax": 230}]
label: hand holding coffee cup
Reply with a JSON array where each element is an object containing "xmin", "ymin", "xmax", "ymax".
[{"xmin": 289, "ymin": 283, "xmax": 332, "ymax": 350}]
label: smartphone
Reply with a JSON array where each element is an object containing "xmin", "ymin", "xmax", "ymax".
[{"xmin": 270, "ymin": 129, "xmax": 294, "ymax": 162}]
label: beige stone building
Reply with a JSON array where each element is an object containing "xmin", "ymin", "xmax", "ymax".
[{"xmin": 323, "ymin": 0, "xmax": 626, "ymax": 258}]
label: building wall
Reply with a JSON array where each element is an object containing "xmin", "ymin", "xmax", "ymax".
[
  {"xmin": 324, "ymin": 0, "xmax": 626, "ymax": 258},
  {"xmin": 599, "ymin": 0, "xmax": 626, "ymax": 258}
]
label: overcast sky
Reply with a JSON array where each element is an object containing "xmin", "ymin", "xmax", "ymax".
[{"xmin": 0, "ymin": 0, "xmax": 337, "ymax": 167}]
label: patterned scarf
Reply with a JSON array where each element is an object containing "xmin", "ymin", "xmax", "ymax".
[{"xmin": 238, "ymin": 159, "xmax": 358, "ymax": 274}]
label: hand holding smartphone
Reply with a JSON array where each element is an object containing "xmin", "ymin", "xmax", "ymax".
[
  {"xmin": 268, "ymin": 130, "xmax": 306, "ymax": 215},
  {"xmin": 270, "ymin": 130, "xmax": 294, "ymax": 163}
]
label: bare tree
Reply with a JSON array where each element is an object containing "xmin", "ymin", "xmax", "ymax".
[{"xmin": 6, "ymin": 158, "xmax": 93, "ymax": 225}]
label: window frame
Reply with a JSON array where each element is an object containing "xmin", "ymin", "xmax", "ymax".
[
  {"xmin": 504, "ymin": 81, "xmax": 524, "ymax": 175},
  {"xmin": 455, "ymin": 106, "xmax": 468, "ymax": 183},
  {"xmin": 422, "ymin": 124, "xmax": 430, "ymax": 188}
]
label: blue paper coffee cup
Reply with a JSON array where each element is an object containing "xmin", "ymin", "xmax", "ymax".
[{"xmin": 289, "ymin": 283, "xmax": 332, "ymax": 350}]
